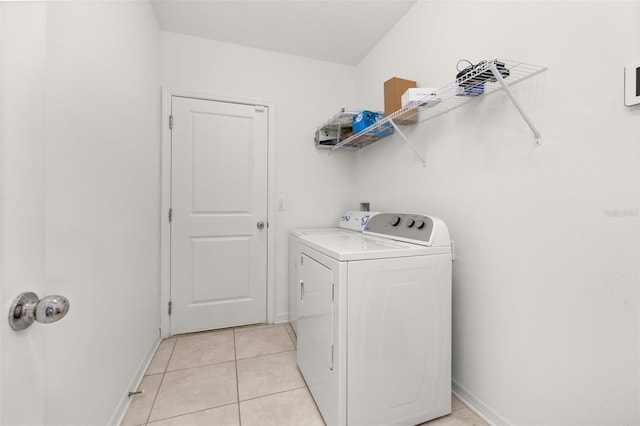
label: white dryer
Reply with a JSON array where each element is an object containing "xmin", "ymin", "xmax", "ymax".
[
  {"xmin": 288, "ymin": 211, "xmax": 378, "ymax": 334},
  {"xmin": 294, "ymin": 213, "xmax": 452, "ymax": 426}
]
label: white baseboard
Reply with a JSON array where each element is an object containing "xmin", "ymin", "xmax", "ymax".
[
  {"xmin": 110, "ymin": 332, "xmax": 162, "ymax": 426},
  {"xmin": 273, "ymin": 312, "xmax": 290, "ymax": 325},
  {"xmin": 452, "ymin": 379, "xmax": 513, "ymax": 426}
]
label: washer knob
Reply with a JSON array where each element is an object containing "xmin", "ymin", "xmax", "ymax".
[
  {"xmin": 406, "ymin": 218, "xmax": 415, "ymax": 228},
  {"xmin": 390, "ymin": 216, "xmax": 401, "ymax": 226},
  {"xmin": 415, "ymin": 220, "xmax": 426, "ymax": 229}
]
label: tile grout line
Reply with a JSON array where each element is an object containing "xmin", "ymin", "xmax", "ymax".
[
  {"xmin": 237, "ymin": 384, "xmax": 309, "ymax": 404},
  {"xmin": 159, "ymin": 358, "xmax": 237, "ymax": 375},
  {"xmin": 141, "ymin": 402, "xmax": 240, "ymax": 425},
  {"xmin": 233, "ymin": 323, "xmax": 286, "ymax": 335},
  {"xmin": 161, "ymin": 331, "xmax": 237, "ymax": 374},
  {"xmin": 235, "ymin": 326, "xmax": 295, "ymax": 361},
  {"xmin": 285, "ymin": 323, "xmax": 296, "ymax": 348},
  {"xmin": 233, "ymin": 328, "xmax": 242, "ymax": 426},
  {"xmin": 144, "ymin": 339, "xmax": 176, "ymax": 426},
  {"xmin": 235, "ymin": 348, "xmax": 296, "ymax": 362},
  {"xmin": 173, "ymin": 330, "xmax": 234, "ymax": 341}
]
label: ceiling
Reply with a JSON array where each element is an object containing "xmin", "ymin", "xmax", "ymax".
[{"xmin": 151, "ymin": 0, "xmax": 417, "ymax": 65}]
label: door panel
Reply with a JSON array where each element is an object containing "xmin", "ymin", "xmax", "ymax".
[
  {"xmin": 191, "ymin": 236, "xmax": 250, "ymax": 302},
  {"xmin": 191, "ymin": 111, "xmax": 252, "ymax": 213},
  {"xmin": 171, "ymin": 97, "xmax": 268, "ymax": 334}
]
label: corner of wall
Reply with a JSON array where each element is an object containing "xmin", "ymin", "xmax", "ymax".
[
  {"xmin": 452, "ymin": 380, "xmax": 512, "ymax": 426},
  {"xmin": 110, "ymin": 333, "xmax": 161, "ymax": 426}
]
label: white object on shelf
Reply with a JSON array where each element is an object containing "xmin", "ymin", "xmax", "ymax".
[
  {"xmin": 323, "ymin": 59, "xmax": 547, "ymax": 160},
  {"xmin": 402, "ymin": 87, "xmax": 441, "ymax": 108}
]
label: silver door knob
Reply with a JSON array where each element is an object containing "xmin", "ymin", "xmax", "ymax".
[
  {"xmin": 9, "ymin": 292, "xmax": 70, "ymax": 331},
  {"xmin": 257, "ymin": 221, "xmax": 265, "ymax": 229},
  {"xmin": 36, "ymin": 295, "xmax": 70, "ymax": 324}
]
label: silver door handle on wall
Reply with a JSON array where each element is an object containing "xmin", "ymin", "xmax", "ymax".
[
  {"xmin": 256, "ymin": 221, "xmax": 265, "ymax": 229},
  {"xmin": 9, "ymin": 292, "xmax": 70, "ymax": 331}
]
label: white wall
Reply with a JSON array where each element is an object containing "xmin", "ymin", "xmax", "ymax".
[
  {"xmin": 1, "ymin": 2, "xmax": 161, "ymax": 425},
  {"xmin": 160, "ymin": 32, "xmax": 358, "ymax": 322},
  {"xmin": 354, "ymin": 1, "xmax": 640, "ymax": 425}
]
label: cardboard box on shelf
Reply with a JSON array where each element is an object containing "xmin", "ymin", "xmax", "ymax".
[{"xmin": 384, "ymin": 77, "xmax": 418, "ymax": 125}]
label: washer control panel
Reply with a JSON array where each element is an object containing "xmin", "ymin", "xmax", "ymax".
[
  {"xmin": 338, "ymin": 210, "xmax": 380, "ymax": 231},
  {"xmin": 364, "ymin": 213, "xmax": 434, "ymax": 245}
]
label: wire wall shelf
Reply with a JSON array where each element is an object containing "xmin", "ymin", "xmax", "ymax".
[
  {"xmin": 314, "ymin": 109, "xmax": 367, "ymax": 151},
  {"xmin": 315, "ymin": 59, "xmax": 547, "ymax": 163}
]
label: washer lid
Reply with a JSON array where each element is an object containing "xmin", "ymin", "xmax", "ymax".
[
  {"xmin": 297, "ymin": 232, "xmax": 448, "ymax": 261},
  {"xmin": 290, "ymin": 227, "xmax": 355, "ymax": 237},
  {"xmin": 290, "ymin": 211, "xmax": 380, "ymax": 237}
]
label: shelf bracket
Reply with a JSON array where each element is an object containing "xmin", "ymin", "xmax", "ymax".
[
  {"xmin": 490, "ymin": 63, "xmax": 542, "ymax": 146},
  {"xmin": 388, "ymin": 120, "xmax": 426, "ymax": 166}
]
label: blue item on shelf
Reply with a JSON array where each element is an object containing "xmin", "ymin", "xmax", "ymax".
[
  {"xmin": 457, "ymin": 84, "xmax": 485, "ymax": 97},
  {"xmin": 352, "ymin": 111, "xmax": 393, "ymax": 137}
]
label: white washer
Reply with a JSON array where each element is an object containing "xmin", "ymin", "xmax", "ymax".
[
  {"xmin": 288, "ymin": 211, "xmax": 378, "ymax": 333},
  {"xmin": 293, "ymin": 213, "xmax": 452, "ymax": 426}
]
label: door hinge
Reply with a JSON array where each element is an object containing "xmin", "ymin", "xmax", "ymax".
[
  {"xmin": 300, "ymin": 255, "xmax": 304, "ymax": 265},
  {"xmin": 332, "ymin": 283, "xmax": 335, "ymax": 301},
  {"xmin": 169, "ymin": 115, "xmax": 174, "ymax": 129},
  {"xmin": 168, "ymin": 208, "xmax": 172, "ymax": 223},
  {"xmin": 168, "ymin": 301, "xmax": 172, "ymax": 315}
]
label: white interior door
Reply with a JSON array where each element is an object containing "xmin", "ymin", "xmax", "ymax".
[
  {"xmin": 170, "ymin": 96, "xmax": 268, "ymax": 334},
  {"xmin": 0, "ymin": 4, "xmax": 47, "ymax": 424}
]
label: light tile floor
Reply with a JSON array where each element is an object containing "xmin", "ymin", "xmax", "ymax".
[{"xmin": 121, "ymin": 323, "xmax": 487, "ymax": 426}]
